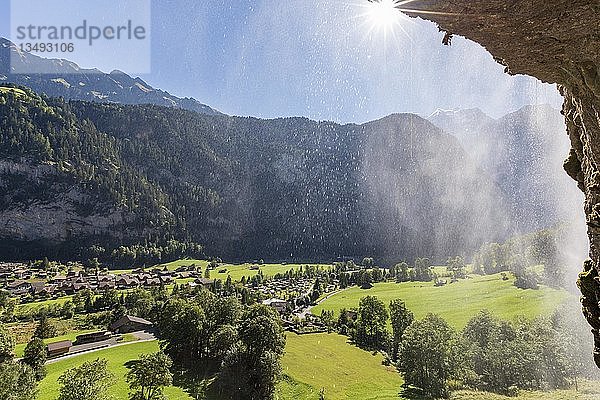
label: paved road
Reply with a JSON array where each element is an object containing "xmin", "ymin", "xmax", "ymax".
[
  {"xmin": 68, "ymin": 337, "xmax": 118, "ymax": 354},
  {"xmin": 296, "ymin": 288, "xmax": 345, "ymax": 319}
]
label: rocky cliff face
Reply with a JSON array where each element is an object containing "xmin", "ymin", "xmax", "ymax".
[
  {"xmin": 0, "ymin": 160, "xmax": 128, "ymax": 244},
  {"xmin": 397, "ymin": 0, "xmax": 600, "ymax": 366}
]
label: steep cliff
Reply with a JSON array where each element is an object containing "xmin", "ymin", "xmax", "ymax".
[{"xmin": 393, "ymin": 0, "xmax": 600, "ymax": 366}]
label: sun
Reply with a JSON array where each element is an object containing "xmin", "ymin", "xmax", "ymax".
[{"xmin": 366, "ymin": 0, "xmax": 404, "ymax": 33}]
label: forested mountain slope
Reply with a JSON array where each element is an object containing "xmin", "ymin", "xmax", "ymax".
[{"xmin": 0, "ymin": 85, "xmax": 510, "ymax": 262}]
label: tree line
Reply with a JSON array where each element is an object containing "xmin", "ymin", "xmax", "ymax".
[
  {"xmin": 331, "ymin": 295, "xmax": 597, "ymax": 398},
  {"xmin": 471, "ymin": 227, "xmax": 569, "ymax": 289}
]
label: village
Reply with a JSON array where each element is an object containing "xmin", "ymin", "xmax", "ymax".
[{"xmin": 0, "ymin": 261, "xmax": 340, "ymax": 334}]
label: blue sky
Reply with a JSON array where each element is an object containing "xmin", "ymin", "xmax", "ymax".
[{"xmin": 0, "ymin": 0, "xmax": 562, "ymax": 123}]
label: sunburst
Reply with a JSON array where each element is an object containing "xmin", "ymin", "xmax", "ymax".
[{"xmin": 365, "ymin": 0, "xmax": 404, "ymax": 33}]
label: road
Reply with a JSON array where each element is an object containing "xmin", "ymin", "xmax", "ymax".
[
  {"xmin": 46, "ymin": 331, "xmax": 156, "ymax": 365},
  {"xmin": 296, "ymin": 288, "xmax": 345, "ymax": 319}
]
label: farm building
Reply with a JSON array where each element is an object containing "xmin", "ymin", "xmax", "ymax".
[
  {"xmin": 47, "ymin": 340, "xmax": 72, "ymax": 358},
  {"xmin": 7, "ymin": 280, "xmax": 31, "ymax": 296},
  {"xmin": 75, "ymin": 331, "xmax": 112, "ymax": 345},
  {"xmin": 110, "ymin": 315, "xmax": 154, "ymax": 333},
  {"xmin": 195, "ymin": 277, "xmax": 215, "ymax": 287}
]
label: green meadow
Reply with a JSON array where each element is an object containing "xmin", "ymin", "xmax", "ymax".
[
  {"xmin": 312, "ymin": 273, "xmax": 571, "ymax": 329},
  {"xmin": 112, "ymin": 259, "xmax": 323, "ymax": 282},
  {"xmin": 15, "ymin": 296, "xmax": 72, "ymax": 315},
  {"xmin": 278, "ymin": 332, "xmax": 403, "ymax": 400},
  {"xmin": 37, "ymin": 341, "xmax": 191, "ymax": 400},
  {"xmin": 24, "ymin": 268, "xmax": 583, "ymax": 400},
  {"xmin": 35, "ymin": 334, "xmax": 600, "ymax": 400},
  {"xmin": 212, "ymin": 263, "xmax": 325, "ymax": 282}
]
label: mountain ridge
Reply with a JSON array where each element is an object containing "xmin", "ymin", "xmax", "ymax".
[
  {"xmin": 428, "ymin": 104, "xmax": 583, "ymax": 233},
  {"xmin": 0, "ymin": 38, "xmax": 222, "ymax": 116}
]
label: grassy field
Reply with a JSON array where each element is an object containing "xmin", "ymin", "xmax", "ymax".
[
  {"xmin": 34, "ymin": 332, "xmax": 599, "ymax": 400},
  {"xmin": 14, "ymin": 329, "xmax": 96, "ymax": 358},
  {"xmin": 15, "ymin": 296, "xmax": 72, "ymax": 314},
  {"xmin": 278, "ymin": 332, "xmax": 600, "ymax": 400},
  {"xmin": 312, "ymin": 273, "xmax": 571, "ymax": 329},
  {"xmin": 111, "ymin": 259, "xmax": 324, "ymax": 283},
  {"xmin": 37, "ymin": 341, "xmax": 192, "ymax": 400},
  {"xmin": 36, "ymin": 333, "xmax": 401, "ymax": 400},
  {"xmin": 278, "ymin": 333, "xmax": 403, "ymax": 400},
  {"xmin": 450, "ymin": 383, "xmax": 600, "ymax": 400},
  {"xmin": 212, "ymin": 263, "xmax": 324, "ymax": 282}
]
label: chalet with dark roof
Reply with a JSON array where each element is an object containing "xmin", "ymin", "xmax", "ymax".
[{"xmin": 110, "ymin": 315, "xmax": 154, "ymax": 333}]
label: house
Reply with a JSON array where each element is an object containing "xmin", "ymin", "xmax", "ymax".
[
  {"xmin": 195, "ymin": 278, "xmax": 214, "ymax": 287},
  {"xmin": 66, "ymin": 282, "xmax": 90, "ymax": 295},
  {"xmin": 38, "ymin": 284, "xmax": 57, "ymax": 297},
  {"xmin": 143, "ymin": 277, "xmax": 161, "ymax": 287},
  {"xmin": 110, "ymin": 315, "xmax": 154, "ymax": 333},
  {"xmin": 47, "ymin": 340, "xmax": 72, "ymax": 358},
  {"xmin": 13, "ymin": 269, "xmax": 28, "ymax": 279},
  {"xmin": 98, "ymin": 281, "xmax": 116, "ymax": 291},
  {"xmin": 98, "ymin": 275, "xmax": 115, "ymax": 282},
  {"xmin": 116, "ymin": 276, "xmax": 140, "ymax": 289},
  {"xmin": 66, "ymin": 271, "xmax": 79, "ymax": 278},
  {"xmin": 30, "ymin": 282, "xmax": 49, "ymax": 297},
  {"xmin": 262, "ymin": 298, "xmax": 290, "ymax": 314},
  {"xmin": 51, "ymin": 276, "xmax": 67, "ymax": 284},
  {"xmin": 7, "ymin": 280, "xmax": 31, "ymax": 296}
]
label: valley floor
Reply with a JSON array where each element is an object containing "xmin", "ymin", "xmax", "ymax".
[
  {"xmin": 35, "ymin": 332, "xmax": 600, "ymax": 400},
  {"xmin": 312, "ymin": 273, "xmax": 570, "ymax": 328},
  {"xmin": 21, "ymin": 264, "xmax": 587, "ymax": 400}
]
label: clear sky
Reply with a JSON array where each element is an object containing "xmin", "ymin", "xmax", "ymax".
[{"xmin": 0, "ymin": 0, "xmax": 563, "ymax": 123}]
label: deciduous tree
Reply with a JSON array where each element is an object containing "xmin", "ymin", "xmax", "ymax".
[
  {"xmin": 0, "ymin": 361, "xmax": 37, "ymax": 400},
  {"xmin": 398, "ymin": 314, "xmax": 455, "ymax": 398},
  {"xmin": 57, "ymin": 358, "xmax": 114, "ymax": 400},
  {"xmin": 22, "ymin": 337, "xmax": 47, "ymax": 380},
  {"xmin": 389, "ymin": 299, "xmax": 414, "ymax": 361},
  {"xmin": 33, "ymin": 313, "xmax": 57, "ymax": 339},
  {"xmin": 0, "ymin": 322, "xmax": 15, "ymax": 363},
  {"xmin": 219, "ymin": 304, "xmax": 285, "ymax": 400},
  {"xmin": 126, "ymin": 351, "xmax": 173, "ymax": 400},
  {"xmin": 354, "ymin": 296, "xmax": 389, "ymax": 350}
]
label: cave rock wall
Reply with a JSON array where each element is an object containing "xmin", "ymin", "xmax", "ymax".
[{"xmin": 397, "ymin": 0, "xmax": 600, "ymax": 365}]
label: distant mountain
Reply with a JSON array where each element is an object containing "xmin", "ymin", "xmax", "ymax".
[
  {"xmin": 429, "ymin": 105, "xmax": 583, "ymax": 232},
  {"xmin": 0, "ymin": 38, "xmax": 221, "ymax": 116},
  {"xmin": 429, "ymin": 108, "xmax": 495, "ymax": 143},
  {"xmin": 0, "ymin": 85, "xmax": 510, "ymax": 263}
]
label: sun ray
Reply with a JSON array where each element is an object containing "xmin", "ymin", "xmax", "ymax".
[{"xmin": 399, "ymin": 9, "xmax": 464, "ymax": 17}]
